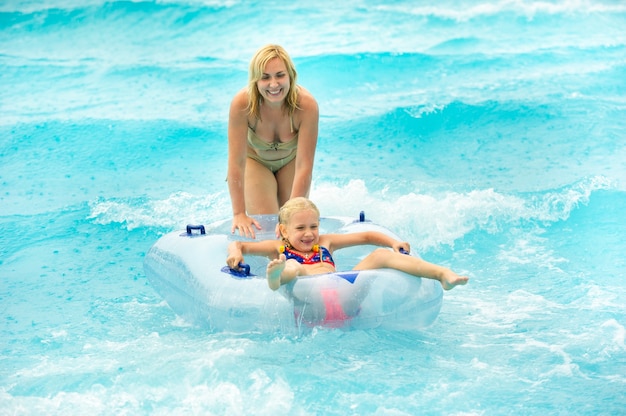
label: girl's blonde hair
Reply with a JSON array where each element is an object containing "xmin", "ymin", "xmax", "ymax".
[
  {"xmin": 278, "ymin": 197, "xmax": 320, "ymax": 226},
  {"xmin": 247, "ymin": 44, "xmax": 299, "ymax": 122}
]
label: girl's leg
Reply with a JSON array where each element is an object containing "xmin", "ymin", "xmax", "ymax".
[{"xmin": 354, "ymin": 248, "xmax": 468, "ymax": 290}]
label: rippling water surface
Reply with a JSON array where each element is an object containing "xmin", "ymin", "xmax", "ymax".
[{"xmin": 1, "ymin": 1, "xmax": 625, "ymax": 414}]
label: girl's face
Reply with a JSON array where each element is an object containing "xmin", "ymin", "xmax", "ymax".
[
  {"xmin": 280, "ymin": 209, "xmax": 320, "ymax": 252},
  {"xmin": 257, "ymin": 57, "xmax": 290, "ymax": 104}
]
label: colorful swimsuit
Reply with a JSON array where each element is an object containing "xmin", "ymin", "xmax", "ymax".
[{"xmin": 281, "ymin": 245, "xmax": 335, "ymax": 267}]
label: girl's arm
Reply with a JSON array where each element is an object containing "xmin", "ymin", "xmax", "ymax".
[
  {"xmin": 226, "ymin": 239, "xmax": 282, "ymax": 269},
  {"xmin": 321, "ymin": 231, "xmax": 410, "ymax": 254}
]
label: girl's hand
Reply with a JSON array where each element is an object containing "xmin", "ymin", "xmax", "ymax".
[
  {"xmin": 226, "ymin": 252, "xmax": 244, "ymax": 270},
  {"xmin": 392, "ymin": 241, "xmax": 411, "ymax": 254},
  {"xmin": 226, "ymin": 242, "xmax": 244, "ymax": 269}
]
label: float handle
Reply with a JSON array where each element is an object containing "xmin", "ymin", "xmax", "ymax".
[
  {"xmin": 237, "ymin": 262, "xmax": 251, "ymax": 275},
  {"xmin": 221, "ymin": 262, "xmax": 253, "ymax": 279},
  {"xmin": 186, "ymin": 224, "xmax": 206, "ymax": 235}
]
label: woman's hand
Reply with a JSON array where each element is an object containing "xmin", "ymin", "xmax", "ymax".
[{"xmin": 231, "ymin": 213, "xmax": 262, "ymax": 239}]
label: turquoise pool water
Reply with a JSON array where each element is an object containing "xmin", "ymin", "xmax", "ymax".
[{"xmin": 1, "ymin": 1, "xmax": 625, "ymax": 414}]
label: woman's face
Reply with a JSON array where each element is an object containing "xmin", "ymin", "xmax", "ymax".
[
  {"xmin": 280, "ymin": 209, "xmax": 320, "ymax": 252},
  {"xmin": 257, "ymin": 57, "xmax": 290, "ymax": 104}
]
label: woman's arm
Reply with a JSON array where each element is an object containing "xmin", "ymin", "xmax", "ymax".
[
  {"xmin": 227, "ymin": 89, "xmax": 261, "ymax": 237},
  {"xmin": 290, "ymin": 88, "xmax": 319, "ymax": 198}
]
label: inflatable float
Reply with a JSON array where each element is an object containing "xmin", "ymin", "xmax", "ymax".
[{"xmin": 143, "ymin": 213, "xmax": 443, "ymax": 335}]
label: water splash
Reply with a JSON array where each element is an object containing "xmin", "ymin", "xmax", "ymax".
[{"xmin": 87, "ymin": 176, "xmax": 613, "ymax": 251}]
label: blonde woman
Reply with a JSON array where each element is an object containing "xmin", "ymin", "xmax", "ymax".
[{"xmin": 227, "ymin": 45, "xmax": 319, "ymax": 238}]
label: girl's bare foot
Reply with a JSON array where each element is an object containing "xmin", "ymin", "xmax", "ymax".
[
  {"xmin": 266, "ymin": 254, "xmax": 287, "ymax": 290},
  {"xmin": 440, "ymin": 270, "xmax": 469, "ymax": 290},
  {"xmin": 266, "ymin": 254, "xmax": 302, "ymax": 290}
]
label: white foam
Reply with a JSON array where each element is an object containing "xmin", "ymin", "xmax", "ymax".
[
  {"xmin": 375, "ymin": 1, "xmax": 626, "ymax": 23},
  {"xmin": 87, "ymin": 176, "xmax": 614, "ymax": 254},
  {"xmin": 600, "ymin": 319, "xmax": 626, "ymax": 356},
  {"xmin": 87, "ymin": 192, "xmax": 230, "ymax": 231}
]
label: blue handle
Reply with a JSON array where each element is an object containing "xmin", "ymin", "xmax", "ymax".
[
  {"xmin": 237, "ymin": 263, "xmax": 251, "ymax": 275},
  {"xmin": 186, "ymin": 224, "xmax": 205, "ymax": 235},
  {"xmin": 221, "ymin": 262, "xmax": 254, "ymax": 279},
  {"xmin": 353, "ymin": 210, "xmax": 370, "ymax": 224}
]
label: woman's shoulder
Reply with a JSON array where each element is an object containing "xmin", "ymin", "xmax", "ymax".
[
  {"xmin": 231, "ymin": 88, "xmax": 249, "ymax": 107},
  {"xmin": 229, "ymin": 88, "xmax": 251, "ymax": 123},
  {"xmin": 297, "ymin": 85, "xmax": 316, "ymax": 100},
  {"xmin": 296, "ymin": 86, "xmax": 319, "ymax": 112}
]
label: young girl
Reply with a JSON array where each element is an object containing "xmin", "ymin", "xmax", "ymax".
[{"xmin": 226, "ymin": 197, "xmax": 469, "ymax": 291}]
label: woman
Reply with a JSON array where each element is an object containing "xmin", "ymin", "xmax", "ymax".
[{"xmin": 227, "ymin": 44, "xmax": 319, "ymax": 238}]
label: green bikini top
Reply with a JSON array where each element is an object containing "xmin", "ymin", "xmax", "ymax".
[{"xmin": 247, "ymin": 127, "xmax": 298, "ymax": 152}]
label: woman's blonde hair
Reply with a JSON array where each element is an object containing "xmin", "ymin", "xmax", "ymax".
[
  {"xmin": 278, "ymin": 197, "xmax": 320, "ymax": 226},
  {"xmin": 247, "ymin": 44, "xmax": 299, "ymax": 121}
]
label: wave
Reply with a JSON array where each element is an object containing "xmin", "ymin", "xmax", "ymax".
[
  {"xmin": 5, "ymin": 0, "xmax": 625, "ymax": 20},
  {"xmin": 307, "ymin": 47, "xmax": 626, "ymax": 122},
  {"xmin": 3, "ymin": 47, "xmax": 624, "ymax": 125},
  {"xmin": 0, "ymin": 0, "xmax": 233, "ymax": 15},
  {"xmin": 3, "ymin": 0, "xmax": 625, "ymax": 126},
  {"xmin": 87, "ymin": 192, "xmax": 230, "ymax": 233},
  {"xmin": 87, "ymin": 176, "xmax": 615, "ymax": 250},
  {"xmin": 374, "ymin": 1, "xmax": 626, "ymax": 22},
  {"xmin": 313, "ymin": 176, "xmax": 615, "ymax": 249},
  {"xmin": 3, "ymin": 1, "xmax": 624, "ymax": 64}
]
